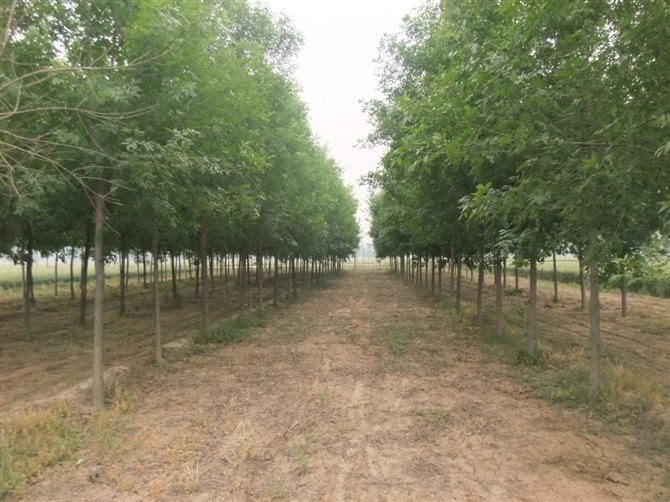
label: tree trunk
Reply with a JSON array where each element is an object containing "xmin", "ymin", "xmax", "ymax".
[
  {"xmin": 502, "ymin": 257, "xmax": 507, "ymax": 289},
  {"xmin": 22, "ymin": 250, "xmax": 31, "ymax": 341},
  {"xmin": 494, "ymin": 254, "xmax": 503, "ymax": 337},
  {"xmin": 578, "ymin": 252, "xmax": 585, "ymax": 310},
  {"xmin": 79, "ymin": 222, "xmax": 92, "ymax": 326},
  {"xmin": 437, "ymin": 257, "xmax": 442, "ymax": 299},
  {"xmin": 142, "ymin": 253, "xmax": 147, "ymax": 289},
  {"xmin": 476, "ymin": 250, "xmax": 485, "ymax": 324},
  {"xmin": 273, "ymin": 255, "xmax": 279, "ymax": 306},
  {"xmin": 170, "ymin": 251, "xmax": 178, "ymax": 302},
  {"xmin": 92, "ymin": 190, "xmax": 106, "ymax": 409},
  {"xmin": 552, "ymin": 250, "xmax": 559, "ymax": 303},
  {"xmin": 119, "ymin": 247, "xmax": 126, "ymax": 315},
  {"xmin": 69, "ymin": 246, "xmax": 75, "ymax": 300},
  {"xmin": 257, "ymin": 240, "xmax": 264, "ymax": 317},
  {"xmin": 240, "ymin": 254, "xmax": 247, "ymax": 316},
  {"xmin": 26, "ymin": 223, "xmax": 34, "ymax": 306},
  {"xmin": 620, "ymin": 262, "xmax": 627, "ymax": 318},
  {"xmin": 455, "ymin": 254, "xmax": 462, "ymax": 313},
  {"xmin": 449, "ymin": 242, "xmax": 456, "ymax": 296},
  {"xmin": 431, "ymin": 256, "xmax": 435, "ymax": 295},
  {"xmin": 153, "ymin": 229, "xmax": 162, "ymax": 364},
  {"xmin": 526, "ymin": 255, "xmax": 538, "ymax": 353},
  {"xmin": 54, "ymin": 250, "xmax": 59, "ymax": 296},
  {"xmin": 200, "ymin": 218, "xmax": 211, "ymax": 335},
  {"xmin": 588, "ymin": 229, "xmax": 601, "ymax": 396},
  {"xmin": 194, "ymin": 258, "xmax": 200, "ymax": 298},
  {"xmin": 224, "ymin": 255, "xmax": 229, "ymax": 291},
  {"xmin": 291, "ymin": 257, "xmax": 297, "ymax": 300},
  {"xmin": 209, "ymin": 253, "xmax": 215, "ymax": 293},
  {"xmin": 514, "ymin": 264, "xmax": 519, "ymax": 291}
]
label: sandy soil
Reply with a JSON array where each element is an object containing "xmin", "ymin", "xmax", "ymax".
[{"xmin": 4, "ymin": 269, "xmax": 668, "ymax": 501}]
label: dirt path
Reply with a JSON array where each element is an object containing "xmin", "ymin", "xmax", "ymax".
[{"xmin": 18, "ymin": 270, "xmax": 669, "ymax": 501}]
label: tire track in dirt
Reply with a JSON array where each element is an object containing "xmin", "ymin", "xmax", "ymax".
[{"xmin": 18, "ymin": 269, "xmax": 670, "ymax": 501}]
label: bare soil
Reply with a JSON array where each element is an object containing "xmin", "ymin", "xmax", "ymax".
[{"xmin": 1, "ymin": 269, "xmax": 669, "ymax": 501}]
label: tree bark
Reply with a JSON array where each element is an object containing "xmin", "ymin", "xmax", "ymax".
[
  {"xmin": 170, "ymin": 251, "xmax": 178, "ymax": 302},
  {"xmin": 578, "ymin": 252, "xmax": 585, "ymax": 310},
  {"xmin": 588, "ymin": 229, "xmax": 601, "ymax": 396},
  {"xmin": 92, "ymin": 189, "xmax": 106, "ymax": 409},
  {"xmin": 291, "ymin": 257, "xmax": 297, "ymax": 300},
  {"xmin": 620, "ymin": 262, "xmax": 627, "ymax": 318},
  {"xmin": 70, "ymin": 246, "xmax": 75, "ymax": 300},
  {"xmin": 437, "ymin": 257, "xmax": 443, "ymax": 299},
  {"xmin": 502, "ymin": 257, "xmax": 506, "ymax": 289},
  {"xmin": 119, "ymin": 247, "xmax": 126, "ymax": 315},
  {"xmin": 209, "ymin": 253, "xmax": 215, "ymax": 293},
  {"xmin": 273, "ymin": 255, "xmax": 279, "ymax": 306},
  {"xmin": 79, "ymin": 222, "xmax": 92, "ymax": 326},
  {"xmin": 54, "ymin": 250, "xmax": 59, "ymax": 296},
  {"xmin": 514, "ymin": 263, "xmax": 519, "ymax": 291},
  {"xmin": 257, "ymin": 239, "xmax": 264, "ymax": 317},
  {"xmin": 240, "ymin": 253, "xmax": 247, "ymax": 316},
  {"xmin": 476, "ymin": 250, "xmax": 485, "ymax": 324},
  {"xmin": 142, "ymin": 252, "xmax": 147, "ymax": 289},
  {"xmin": 22, "ymin": 249, "xmax": 31, "ymax": 341},
  {"xmin": 200, "ymin": 218, "xmax": 211, "ymax": 335},
  {"xmin": 494, "ymin": 254, "xmax": 503, "ymax": 337},
  {"xmin": 449, "ymin": 242, "xmax": 456, "ymax": 296},
  {"xmin": 526, "ymin": 255, "xmax": 537, "ymax": 353},
  {"xmin": 552, "ymin": 250, "xmax": 559, "ymax": 303},
  {"xmin": 455, "ymin": 254, "xmax": 462, "ymax": 313},
  {"xmin": 153, "ymin": 229, "xmax": 162, "ymax": 364}
]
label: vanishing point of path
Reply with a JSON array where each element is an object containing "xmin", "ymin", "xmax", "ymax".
[{"xmin": 25, "ymin": 269, "xmax": 667, "ymax": 501}]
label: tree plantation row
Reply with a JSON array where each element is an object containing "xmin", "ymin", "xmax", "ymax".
[
  {"xmin": 1, "ymin": 0, "xmax": 359, "ymax": 408},
  {"xmin": 365, "ymin": 1, "xmax": 670, "ymax": 397}
]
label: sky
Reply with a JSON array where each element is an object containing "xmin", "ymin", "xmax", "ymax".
[{"xmin": 264, "ymin": 0, "xmax": 425, "ymax": 245}]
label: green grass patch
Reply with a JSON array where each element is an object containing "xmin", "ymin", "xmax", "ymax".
[
  {"xmin": 375, "ymin": 327, "xmax": 412, "ymax": 355},
  {"xmin": 0, "ymin": 388, "xmax": 137, "ymax": 498},
  {"xmin": 192, "ymin": 315, "xmax": 264, "ymax": 345},
  {"xmin": 414, "ymin": 407, "xmax": 452, "ymax": 428},
  {"xmin": 522, "ymin": 360, "xmax": 664, "ymax": 429},
  {"xmin": 0, "ymin": 405, "xmax": 79, "ymax": 497}
]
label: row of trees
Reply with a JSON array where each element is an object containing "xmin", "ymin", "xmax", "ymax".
[
  {"xmin": 1, "ymin": 0, "xmax": 359, "ymax": 407},
  {"xmin": 365, "ymin": 0, "xmax": 670, "ymax": 395}
]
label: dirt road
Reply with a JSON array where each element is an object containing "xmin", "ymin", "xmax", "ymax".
[{"xmin": 19, "ymin": 269, "xmax": 669, "ymax": 501}]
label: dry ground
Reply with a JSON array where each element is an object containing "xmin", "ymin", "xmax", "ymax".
[{"xmin": 1, "ymin": 269, "xmax": 669, "ymax": 501}]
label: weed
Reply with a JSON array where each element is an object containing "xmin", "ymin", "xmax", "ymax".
[
  {"xmin": 193, "ymin": 315, "xmax": 264, "ymax": 345},
  {"xmin": 515, "ymin": 349, "xmax": 545, "ymax": 366},
  {"xmin": 316, "ymin": 389, "xmax": 330, "ymax": 404},
  {"xmin": 414, "ymin": 407, "xmax": 452, "ymax": 428},
  {"xmin": 292, "ymin": 444, "xmax": 308, "ymax": 475},
  {"xmin": 263, "ymin": 478, "xmax": 288, "ymax": 500},
  {"xmin": 0, "ymin": 405, "xmax": 79, "ymax": 497},
  {"xmin": 110, "ymin": 384, "xmax": 139, "ymax": 414},
  {"xmin": 503, "ymin": 288, "xmax": 524, "ymax": 297},
  {"xmin": 376, "ymin": 327, "xmax": 411, "ymax": 355},
  {"xmin": 235, "ymin": 420, "xmax": 254, "ymax": 462},
  {"xmin": 179, "ymin": 459, "xmax": 202, "ymax": 493}
]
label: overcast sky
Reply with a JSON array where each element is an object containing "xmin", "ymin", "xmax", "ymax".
[{"xmin": 264, "ymin": 0, "xmax": 424, "ymax": 243}]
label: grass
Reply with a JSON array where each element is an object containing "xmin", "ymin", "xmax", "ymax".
[
  {"xmin": 375, "ymin": 327, "xmax": 412, "ymax": 355},
  {"xmin": 316, "ymin": 389, "xmax": 330, "ymax": 404},
  {"xmin": 192, "ymin": 315, "xmax": 265, "ymax": 345},
  {"xmin": 414, "ymin": 407, "xmax": 452, "ymax": 428},
  {"xmin": 0, "ymin": 405, "xmax": 79, "ymax": 497},
  {"xmin": 262, "ymin": 478, "xmax": 288, "ymax": 500},
  {"xmin": 0, "ymin": 385, "xmax": 138, "ymax": 498}
]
